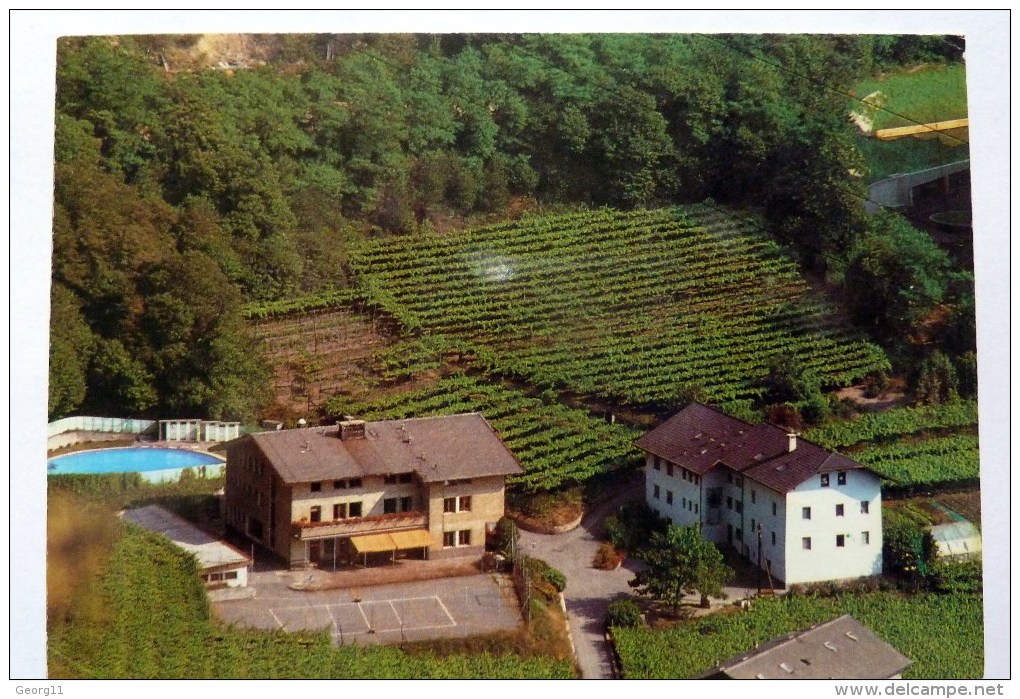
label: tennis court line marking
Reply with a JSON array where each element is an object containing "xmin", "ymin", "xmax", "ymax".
[
  {"xmin": 269, "ymin": 609, "xmax": 284, "ymax": 630},
  {"xmin": 436, "ymin": 597, "xmax": 456, "ymax": 627}
]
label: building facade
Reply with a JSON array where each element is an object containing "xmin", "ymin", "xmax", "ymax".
[
  {"xmin": 637, "ymin": 403, "xmax": 883, "ymax": 586},
  {"xmin": 224, "ymin": 413, "xmax": 522, "ymax": 569}
]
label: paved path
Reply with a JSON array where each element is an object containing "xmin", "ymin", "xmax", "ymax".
[{"xmin": 519, "ymin": 481, "xmax": 644, "ymax": 679}]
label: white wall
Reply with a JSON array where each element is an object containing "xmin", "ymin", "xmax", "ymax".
[
  {"xmin": 783, "ymin": 469, "xmax": 882, "ymax": 585},
  {"xmin": 741, "ymin": 482, "xmax": 788, "ymax": 584},
  {"xmin": 644, "ymin": 454, "xmax": 701, "ymax": 528}
]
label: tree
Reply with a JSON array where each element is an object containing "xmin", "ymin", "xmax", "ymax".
[
  {"xmin": 913, "ymin": 350, "xmax": 960, "ymax": 405},
  {"xmin": 845, "ymin": 212, "xmax": 953, "ymax": 344},
  {"xmin": 629, "ymin": 525, "xmax": 733, "ymax": 611}
]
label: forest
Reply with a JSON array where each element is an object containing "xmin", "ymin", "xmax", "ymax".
[{"xmin": 49, "ymin": 33, "xmax": 971, "ymax": 423}]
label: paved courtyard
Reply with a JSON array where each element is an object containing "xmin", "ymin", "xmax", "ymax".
[{"xmin": 212, "ymin": 570, "xmax": 522, "ymax": 645}]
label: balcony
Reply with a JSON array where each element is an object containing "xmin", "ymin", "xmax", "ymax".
[{"xmin": 292, "ymin": 511, "xmax": 427, "ymax": 540}]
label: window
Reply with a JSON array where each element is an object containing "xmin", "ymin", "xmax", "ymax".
[
  {"xmin": 735, "ymin": 500, "xmax": 743, "ymax": 514},
  {"xmin": 682, "ymin": 470, "xmax": 688, "ymax": 482},
  {"xmin": 726, "ymin": 496, "xmax": 733, "ymax": 510},
  {"xmin": 736, "ymin": 476, "xmax": 743, "ymax": 487},
  {"xmin": 653, "ymin": 457, "xmax": 661, "ymax": 471},
  {"xmin": 384, "ymin": 498, "xmax": 398, "ymax": 514},
  {"xmin": 310, "ymin": 506, "xmax": 321, "ymax": 522},
  {"xmin": 384, "ymin": 475, "xmax": 397, "ymax": 485},
  {"xmin": 444, "ymin": 529, "xmax": 472, "ymax": 547},
  {"xmin": 735, "ymin": 528, "xmax": 742, "ymax": 542},
  {"xmin": 771, "ymin": 531, "xmax": 776, "ymax": 546},
  {"xmin": 751, "ymin": 518, "xmax": 756, "ymax": 533},
  {"xmin": 820, "ymin": 474, "xmax": 830, "ymax": 487},
  {"xmin": 398, "ymin": 473, "xmax": 413, "ymax": 484},
  {"xmin": 836, "ymin": 504, "xmax": 845, "ymax": 517},
  {"xmin": 862, "ymin": 531, "xmax": 870, "ymax": 545},
  {"xmin": 653, "ymin": 485, "xmax": 660, "ymax": 499},
  {"xmin": 772, "ymin": 502, "xmax": 777, "ymax": 516},
  {"xmin": 666, "ymin": 490, "xmax": 673, "ymax": 505},
  {"xmin": 400, "ymin": 496, "xmax": 413, "ymax": 511},
  {"xmin": 334, "ymin": 479, "xmax": 346, "ymax": 489},
  {"xmin": 333, "ymin": 503, "xmax": 347, "ymax": 519},
  {"xmin": 802, "ymin": 507, "xmax": 812, "ymax": 520},
  {"xmin": 444, "ymin": 496, "xmax": 471, "ymax": 513},
  {"xmin": 348, "ymin": 478, "xmax": 362, "ymax": 489},
  {"xmin": 694, "ymin": 504, "xmax": 699, "ymax": 514},
  {"xmin": 667, "ymin": 463, "xmax": 674, "ymax": 477},
  {"xmin": 751, "ymin": 490, "xmax": 756, "ymax": 504},
  {"xmin": 836, "ymin": 534, "xmax": 846, "ymax": 547},
  {"xmin": 348, "ymin": 502, "xmax": 363, "ymax": 518},
  {"xmin": 860, "ymin": 500, "xmax": 870, "ymax": 514},
  {"xmin": 310, "ymin": 482, "xmax": 322, "ymax": 492},
  {"xmin": 802, "ymin": 537, "xmax": 812, "ymax": 550},
  {"xmin": 837, "ymin": 471, "xmax": 847, "ymax": 486}
]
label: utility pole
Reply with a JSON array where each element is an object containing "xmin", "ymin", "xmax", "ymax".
[{"xmin": 756, "ymin": 523, "xmax": 763, "ymax": 596}]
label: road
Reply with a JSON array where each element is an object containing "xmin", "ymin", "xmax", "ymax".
[{"xmin": 518, "ymin": 482, "xmax": 644, "ymax": 679}]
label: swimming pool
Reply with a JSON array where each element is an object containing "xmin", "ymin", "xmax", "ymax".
[{"xmin": 48, "ymin": 447, "xmax": 225, "ymax": 483}]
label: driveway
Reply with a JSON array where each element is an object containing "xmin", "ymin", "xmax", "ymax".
[{"xmin": 518, "ymin": 481, "xmax": 644, "ymax": 679}]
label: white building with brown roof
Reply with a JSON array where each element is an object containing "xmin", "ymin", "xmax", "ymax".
[
  {"xmin": 636, "ymin": 404, "xmax": 884, "ymax": 586},
  {"xmin": 224, "ymin": 414, "xmax": 523, "ymax": 569}
]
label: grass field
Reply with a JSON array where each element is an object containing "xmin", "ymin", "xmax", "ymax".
[
  {"xmin": 855, "ymin": 63, "xmax": 968, "ymax": 130},
  {"xmin": 613, "ymin": 591, "xmax": 983, "ymax": 679},
  {"xmin": 854, "ymin": 63, "xmax": 970, "ymax": 181}
]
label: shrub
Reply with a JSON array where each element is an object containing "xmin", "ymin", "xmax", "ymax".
[
  {"xmin": 592, "ymin": 542, "xmax": 625, "ymax": 570},
  {"xmin": 492, "ymin": 516, "xmax": 520, "ymax": 557},
  {"xmin": 524, "ymin": 557, "xmax": 567, "ymax": 600},
  {"xmin": 931, "ymin": 558, "xmax": 983, "ymax": 594},
  {"xmin": 606, "ymin": 599, "xmax": 642, "ymax": 629}
]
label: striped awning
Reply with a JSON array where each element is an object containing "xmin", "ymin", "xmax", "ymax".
[{"xmin": 350, "ymin": 529, "xmax": 432, "ymax": 554}]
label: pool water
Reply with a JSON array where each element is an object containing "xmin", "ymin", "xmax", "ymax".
[{"xmin": 48, "ymin": 447, "xmax": 224, "ymax": 482}]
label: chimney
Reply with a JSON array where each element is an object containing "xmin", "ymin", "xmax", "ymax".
[
  {"xmin": 338, "ymin": 419, "xmax": 367, "ymax": 441},
  {"xmin": 787, "ymin": 432, "xmax": 799, "ymax": 452}
]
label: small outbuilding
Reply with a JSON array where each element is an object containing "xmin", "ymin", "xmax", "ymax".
[
  {"xmin": 698, "ymin": 615, "xmax": 912, "ymax": 679},
  {"xmin": 121, "ymin": 505, "xmax": 252, "ymax": 600},
  {"xmin": 929, "ymin": 520, "xmax": 982, "ymax": 559}
]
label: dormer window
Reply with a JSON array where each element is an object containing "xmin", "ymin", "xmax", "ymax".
[
  {"xmin": 837, "ymin": 471, "xmax": 847, "ymax": 486},
  {"xmin": 820, "ymin": 474, "xmax": 830, "ymax": 487}
]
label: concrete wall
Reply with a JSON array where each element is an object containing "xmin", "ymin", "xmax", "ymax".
[{"xmin": 866, "ymin": 160, "xmax": 970, "ymax": 212}]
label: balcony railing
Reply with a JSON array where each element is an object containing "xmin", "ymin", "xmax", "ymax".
[{"xmin": 292, "ymin": 511, "xmax": 427, "ymax": 540}]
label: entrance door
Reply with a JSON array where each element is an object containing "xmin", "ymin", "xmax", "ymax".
[{"xmin": 309, "ymin": 540, "xmax": 322, "ymax": 564}]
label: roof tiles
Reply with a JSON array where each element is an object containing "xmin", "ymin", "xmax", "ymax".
[
  {"xmin": 237, "ymin": 413, "xmax": 524, "ymax": 485},
  {"xmin": 635, "ymin": 403, "xmax": 875, "ymax": 492}
]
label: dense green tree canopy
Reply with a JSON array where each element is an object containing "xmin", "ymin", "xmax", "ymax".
[{"xmin": 48, "ymin": 33, "xmax": 969, "ymax": 421}]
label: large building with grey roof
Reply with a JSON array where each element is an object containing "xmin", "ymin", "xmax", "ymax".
[
  {"xmin": 224, "ymin": 414, "xmax": 523, "ymax": 569},
  {"xmin": 636, "ymin": 403, "xmax": 884, "ymax": 586}
]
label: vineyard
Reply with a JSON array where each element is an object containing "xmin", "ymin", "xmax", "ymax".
[
  {"xmin": 805, "ymin": 400, "xmax": 979, "ymax": 488},
  {"xmin": 349, "ymin": 205, "xmax": 890, "ymax": 411},
  {"xmin": 249, "ymin": 305, "xmax": 393, "ymax": 417},
  {"xmin": 48, "ymin": 524, "xmax": 574, "ymax": 679},
  {"xmin": 324, "ymin": 373, "xmax": 642, "ymax": 492},
  {"xmin": 612, "ymin": 592, "xmax": 983, "ymax": 679}
]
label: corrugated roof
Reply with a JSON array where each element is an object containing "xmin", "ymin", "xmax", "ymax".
[
  {"xmin": 635, "ymin": 403, "xmax": 876, "ymax": 492},
  {"xmin": 239, "ymin": 413, "xmax": 524, "ymax": 485},
  {"xmin": 121, "ymin": 505, "xmax": 250, "ymax": 571},
  {"xmin": 701, "ymin": 615, "xmax": 912, "ymax": 679}
]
